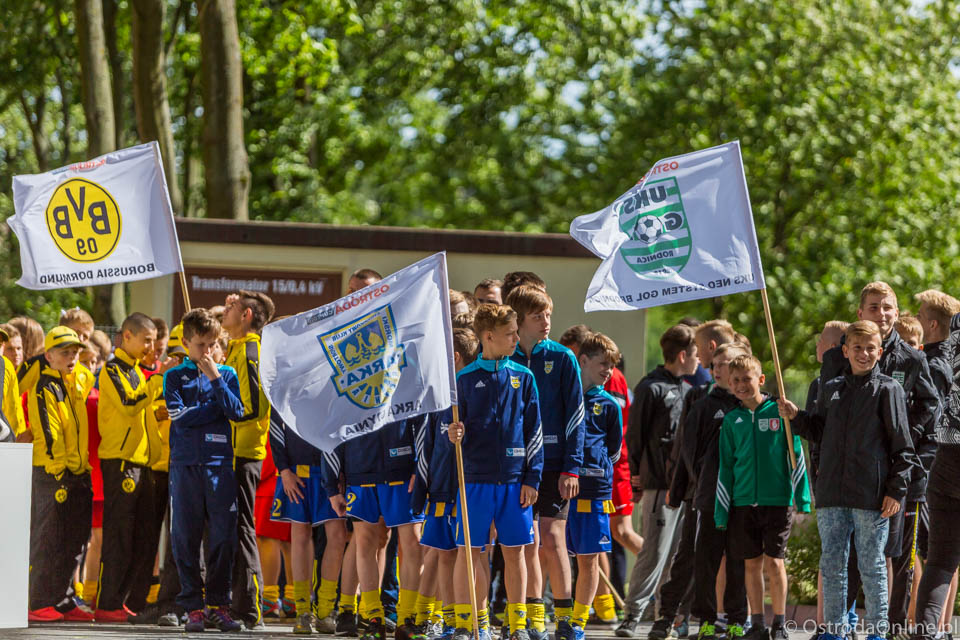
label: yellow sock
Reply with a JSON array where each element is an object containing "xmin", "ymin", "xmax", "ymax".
[
  {"xmin": 443, "ymin": 603, "xmax": 456, "ymax": 628},
  {"xmin": 360, "ymin": 590, "xmax": 384, "ymax": 621},
  {"xmin": 430, "ymin": 600, "xmax": 444, "ymax": 624},
  {"xmin": 81, "ymin": 580, "xmax": 98, "ymax": 604},
  {"xmin": 284, "ymin": 583, "xmax": 295, "ymax": 601},
  {"xmin": 342, "ymin": 593, "xmax": 357, "ymax": 613},
  {"xmin": 455, "ymin": 603, "xmax": 473, "ymax": 629},
  {"xmin": 147, "ymin": 581, "xmax": 160, "ymax": 604},
  {"xmin": 527, "ymin": 599, "xmax": 546, "ymax": 632},
  {"xmin": 593, "ymin": 594, "xmax": 616, "ymax": 621},
  {"xmin": 555, "ymin": 599, "xmax": 573, "ymax": 622},
  {"xmin": 398, "ymin": 588, "xmax": 419, "ymax": 626},
  {"xmin": 316, "ymin": 578, "xmax": 338, "ymax": 619},
  {"xmin": 415, "ymin": 594, "xmax": 435, "ymax": 625},
  {"xmin": 572, "ymin": 601, "xmax": 590, "ymax": 628},
  {"xmin": 507, "ymin": 603, "xmax": 528, "ymax": 631},
  {"xmin": 74, "ymin": 581, "xmax": 83, "ymax": 599},
  {"xmin": 294, "ymin": 580, "xmax": 311, "ymax": 617},
  {"xmin": 478, "ymin": 607, "xmax": 490, "ymax": 630},
  {"xmin": 264, "ymin": 584, "xmax": 280, "ymax": 602}
]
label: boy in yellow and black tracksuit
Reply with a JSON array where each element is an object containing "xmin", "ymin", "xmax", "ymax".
[
  {"xmin": 28, "ymin": 327, "xmax": 96, "ymax": 622},
  {"xmin": 94, "ymin": 313, "xmax": 158, "ymax": 621},
  {"xmin": 0, "ymin": 326, "xmax": 25, "ymax": 441}
]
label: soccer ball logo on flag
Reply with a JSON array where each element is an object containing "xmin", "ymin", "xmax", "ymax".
[{"xmin": 616, "ymin": 176, "xmax": 691, "ymax": 278}]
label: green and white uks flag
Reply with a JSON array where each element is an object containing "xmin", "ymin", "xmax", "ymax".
[{"xmin": 570, "ymin": 141, "xmax": 765, "ymax": 311}]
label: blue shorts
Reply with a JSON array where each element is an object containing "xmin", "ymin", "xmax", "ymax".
[
  {"xmin": 420, "ymin": 501, "xmax": 458, "ymax": 551},
  {"xmin": 566, "ymin": 499, "xmax": 614, "ymax": 555},
  {"xmin": 456, "ymin": 483, "xmax": 534, "ymax": 548},
  {"xmin": 346, "ymin": 482, "xmax": 425, "ymax": 528},
  {"xmin": 272, "ymin": 465, "xmax": 341, "ymax": 525}
]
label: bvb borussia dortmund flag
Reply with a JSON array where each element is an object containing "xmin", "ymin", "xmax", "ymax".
[
  {"xmin": 8, "ymin": 141, "xmax": 183, "ymax": 290},
  {"xmin": 260, "ymin": 252, "xmax": 457, "ymax": 452},
  {"xmin": 570, "ymin": 141, "xmax": 765, "ymax": 311}
]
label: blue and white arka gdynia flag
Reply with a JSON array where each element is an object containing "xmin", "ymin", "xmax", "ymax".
[
  {"xmin": 570, "ymin": 141, "xmax": 765, "ymax": 311},
  {"xmin": 261, "ymin": 253, "xmax": 457, "ymax": 452},
  {"xmin": 9, "ymin": 141, "xmax": 182, "ymax": 290}
]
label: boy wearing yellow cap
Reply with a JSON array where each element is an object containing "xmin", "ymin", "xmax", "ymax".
[{"xmin": 27, "ymin": 327, "xmax": 96, "ymax": 622}]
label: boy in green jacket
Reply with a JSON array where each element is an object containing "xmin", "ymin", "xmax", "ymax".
[{"xmin": 715, "ymin": 354, "xmax": 811, "ymax": 640}]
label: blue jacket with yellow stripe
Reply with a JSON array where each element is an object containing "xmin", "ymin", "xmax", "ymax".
[
  {"xmin": 456, "ymin": 355, "xmax": 543, "ymax": 490},
  {"xmin": 578, "ymin": 386, "xmax": 623, "ymax": 499},
  {"xmin": 163, "ymin": 359, "xmax": 245, "ymax": 466},
  {"xmin": 321, "ymin": 417, "xmax": 425, "ymax": 497},
  {"xmin": 510, "ymin": 339, "xmax": 584, "ymax": 476},
  {"xmin": 411, "ymin": 408, "xmax": 456, "ymax": 513}
]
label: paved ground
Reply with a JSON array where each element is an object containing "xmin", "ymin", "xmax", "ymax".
[{"xmin": 0, "ymin": 620, "xmax": 642, "ymax": 640}]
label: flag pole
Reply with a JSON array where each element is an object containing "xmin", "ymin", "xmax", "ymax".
[
  {"xmin": 178, "ymin": 270, "xmax": 192, "ymax": 311},
  {"xmin": 760, "ymin": 287, "xmax": 797, "ymax": 469},
  {"xmin": 453, "ymin": 405, "xmax": 481, "ymax": 640}
]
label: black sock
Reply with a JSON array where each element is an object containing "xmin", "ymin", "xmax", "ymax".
[
  {"xmin": 751, "ymin": 613, "xmax": 765, "ymax": 629},
  {"xmin": 772, "ymin": 614, "xmax": 785, "ymax": 628}
]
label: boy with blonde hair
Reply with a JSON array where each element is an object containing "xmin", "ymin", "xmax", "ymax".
[{"xmin": 895, "ymin": 315, "xmax": 923, "ymax": 350}]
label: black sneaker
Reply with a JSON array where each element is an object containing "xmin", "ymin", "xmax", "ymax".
[
  {"xmin": 337, "ymin": 611, "xmax": 360, "ymax": 637},
  {"xmin": 206, "ymin": 606, "xmax": 243, "ymax": 632},
  {"xmin": 743, "ymin": 625, "xmax": 770, "ymax": 640},
  {"xmin": 361, "ymin": 617, "xmax": 388, "ymax": 640},
  {"xmin": 651, "ymin": 618, "xmax": 674, "ymax": 639},
  {"xmin": 397, "ymin": 622, "xmax": 429, "ymax": 640},
  {"xmin": 128, "ymin": 604, "xmax": 159, "ymax": 625},
  {"xmin": 771, "ymin": 626, "xmax": 789, "ymax": 640},
  {"xmin": 616, "ymin": 614, "xmax": 642, "ymax": 638}
]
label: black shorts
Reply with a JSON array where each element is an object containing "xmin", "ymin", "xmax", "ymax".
[
  {"xmin": 533, "ymin": 471, "xmax": 569, "ymax": 520},
  {"xmin": 727, "ymin": 505, "xmax": 793, "ymax": 560},
  {"xmin": 884, "ymin": 501, "xmax": 908, "ymax": 558}
]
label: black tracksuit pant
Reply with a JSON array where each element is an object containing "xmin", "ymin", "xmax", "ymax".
[
  {"xmin": 231, "ymin": 457, "xmax": 264, "ymax": 626},
  {"xmin": 97, "ymin": 460, "xmax": 156, "ymax": 611},
  {"xmin": 29, "ymin": 468, "xmax": 92, "ymax": 610},
  {"xmin": 691, "ymin": 507, "xmax": 747, "ymax": 625},
  {"xmin": 658, "ymin": 502, "xmax": 697, "ymax": 620}
]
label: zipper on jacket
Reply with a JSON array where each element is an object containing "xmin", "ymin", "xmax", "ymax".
[
  {"xmin": 751, "ymin": 407, "xmax": 759, "ymax": 506},
  {"xmin": 119, "ymin": 426, "xmax": 132, "ymax": 453},
  {"xmin": 66, "ymin": 382, "xmax": 84, "ymax": 472},
  {"xmin": 496, "ymin": 366, "xmax": 502, "ymax": 483}
]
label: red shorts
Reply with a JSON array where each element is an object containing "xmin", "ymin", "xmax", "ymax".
[
  {"xmin": 611, "ymin": 478, "xmax": 634, "ymax": 516},
  {"xmin": 91, "ymin": 500, "xmax": 104, "ymax": 528},
  {"xmin": 255, "ymin": 494, "xmax": 291, "ymax": 542}
]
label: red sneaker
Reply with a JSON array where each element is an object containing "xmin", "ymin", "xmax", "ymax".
[
  {"xmin": 28, "ymin": 607, "xmax": 64, "ymax": 622},
  {"xmin": 94, "ymin": 608, "xmax": 129, "ymax": 622},
  {"xmin": 62, "ymin": 606, "xmax": 95, "ymax": 621}
]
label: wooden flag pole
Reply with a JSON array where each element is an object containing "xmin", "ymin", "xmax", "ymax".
[
  {"xmin": 760, "ymin": 287, "xmax": 797, "ymax": 470},
  {"xmin": 453, "ymin": 405, "xmax": 481, "ymax": 640},
  {"xmin": 598, "ymin": 567, "xmax": 626, "ymax": 609},
  {"xmin": 178, "ymin": 270, "xmax": 192, "ymax": 312}
]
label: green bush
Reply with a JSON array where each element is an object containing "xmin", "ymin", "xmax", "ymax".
[{"xmin": 786, "ymin": 512, "xmax": 820, "ymax": 605}]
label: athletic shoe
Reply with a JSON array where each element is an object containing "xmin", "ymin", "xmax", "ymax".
[
  {"xmin": 62, "ymin": 605, "xmax": 95, "ymax": 622},
  {"xmin": 337, "ymin": 611, "xmax": 360, "ymax": 637},
  {"xmin": 743, "ymin": 625, "xmax": 770, "ymax": 640},
  {"xmin": 385, "ymin": 613, "xmax": 398, "ymax": 632},
  {"xmin": 245, "ymin": 619, "xmax": 266, "ymax": 630},
  {"xmin": 127, "ymin": 604, "xmax": 159, "ymax": 624},
  {"xmin": 509, "ymin": 629, "xmax": 531, "ymax": 640},
  {"xmin": 294, "ymin": 612, "xmax": 316, "ymax": 634},
  {"xmin": 361, "ymin": 617, "xmax": 388, "ymax": 640},
  {"xmin": 29, "ymin": 606, "xmax": 64, "ymax": 622},
  {"xmin": 397, "ymin": 622, "xmax": 429, "ymax": 640},
  {"xmin": 316, "ymin": 613, "xmax": 338, "ymax": 634},
  {"xmin": 650, "ymin": 618, "xmax": 674, "ymax": 639},
  {"xmin": 555, "ymin": 619, "xmax": 577, "ymax": 640},
  {"xmin": 94, "ymin": 608, "xmax": 129, "ymax": 623},
  {"xmin": 452, "ymin": 628, "xmax": 473, "ymax": 640},
  {"xmin": 263, "ymin": 597, "xmax": 282, "ymax": 618},
  {"xmin": 206, "ymin": 606, "xmax": 243, "ymax": 632},
  {"xmin": 529, "ymin": 627, "xmax": 549, "ymax": 640},
  {"xmin": 699, "ymin": 622, "xmax": 718, "ymax": 640},
  {"xmin": 282, "ymin": 597, "xmax": 296, "ymax": 617},
  {"xmin": 570, "ymin": 624, "xmax": 586, "ymax": 640},
  {"xmin": 480, "ymin": 627, "xmax": 493, "ymax": 640},
  {"xmin": 616, "ymin": 613, "xmax": 642, "ymax": 638},
  {"xmin": 727, "ymin": 624, "xmax": 744, "ymax": 639},
  {"xmin": 185, "ymin": 609, "xmax": 206, "ymax": 632},
  {"xmin": 771, "ymin": 626, "xmax": 789, "ymax": 640},
  {"xmin": 675, "ymin": 619, "xmax": 691, "ymax": 639},
  {"xmin": 159, "ymin": 611, "xmax": 182, "ymax": 626},
  {"xmin": 425, "ymin": 621, "xmax": 444, "ymax": 638}
]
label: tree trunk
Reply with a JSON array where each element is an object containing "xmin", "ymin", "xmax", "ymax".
[
  {"xmin": 76, "ymin": 0, "xmax": 125, "ymax": 325},
  {"xmin": 20, "ymin": 93, "xmax": 50, "ymax": 172},
  {"xmin": 132, "ymin": 0, "xmax": 183, "ymax": 214},
  {"xmin": 55, "ymin": 69, "xmax": 72, "ymax": 164},
  {"xmin": 102, "ymin": 0, "xmax": 125, "ymax": 148},
  {"xmin": 198, "ymin": 0, "xmax": 250, "ymax": 220}
]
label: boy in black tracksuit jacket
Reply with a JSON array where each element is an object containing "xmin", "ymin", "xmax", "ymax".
[
  {"xmin": 819, "ymin": 285, "xmax": 939, "ymax": 628},
  {"xmin": 164, "ymin": 309, "xmax": 246, "ymax": 632}
]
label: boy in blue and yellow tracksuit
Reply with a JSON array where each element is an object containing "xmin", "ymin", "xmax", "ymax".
[
  {"xmin": 164, "ymin": 309, "xmax": 245, "ymax": 632},
  {"xmin": 27, "ymin": 327, "xmax": 96, "ymax": 622},
  {"xmin": 506, "ymin": 286, "xmax": 584, "ymax": 639},
  {"xmin": 448, "ymin": 304, "xmax": 543, "ymax": 640},
  {"xmin": 567, "ymin": 333, "xmax": 623, "ymax": 640},
  {"xmin": 322, "ymin": 417, "xmax": 427, "ymax": 640}
]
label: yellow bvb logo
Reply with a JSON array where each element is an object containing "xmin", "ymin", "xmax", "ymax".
[
  {"xmin": 319, "ymin": 304, "xmax": 407, "ymax": 410},
  {"xmin": 54, "ymin": 487, "xmax": 68, "ymax": 503},
  {"xmin": 121, "ymin": 477, "xmax": 137, "ymax": 494},
  {"xmin": 45, "ymin": 178, "xmax": 122, "ymax": 262}
]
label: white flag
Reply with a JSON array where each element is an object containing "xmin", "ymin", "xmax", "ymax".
[
  {"xmin": 570, "ymin": 141, "xmax": 765, "ymax": 311},
  {"xmin": 261, "ymin": 253, "xmax": 457, "ymax": 452},
  {"xmin": 8, "ymin": 141, "xmax": 183, "ymax": 290}
]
